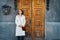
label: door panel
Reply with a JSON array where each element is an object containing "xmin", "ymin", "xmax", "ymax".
[
  {"xmin": 32, "ymin": 0, "xmax": 45, "ymax": 40},
  {"xmin": 17, "ymin": 0, "xmax": 32, "ymax": 37},
  {"xmin": 17, "ymin": 0, "xmax": 46, "ymax": 40}
]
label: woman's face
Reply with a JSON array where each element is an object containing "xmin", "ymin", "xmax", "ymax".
[{"xmin": 19, "ymin": 10, "xmax": 22, "ymax": 15}]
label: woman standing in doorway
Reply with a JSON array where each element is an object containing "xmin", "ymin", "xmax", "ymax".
[{"xmin": 15, "ymin": 9, "xmax": 26, "ymax": 40}]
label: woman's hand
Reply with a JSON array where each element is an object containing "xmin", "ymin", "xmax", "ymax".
[{"xmin": 18, "ymin": 25, "xmax": 22, "ymax": 28}]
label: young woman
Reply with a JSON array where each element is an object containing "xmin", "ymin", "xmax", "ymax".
[{"xmin": 15, "ymin": 9, "xmax": 26, "ymax": 40}]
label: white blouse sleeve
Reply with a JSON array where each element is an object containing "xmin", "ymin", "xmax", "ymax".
[
  {"xmin": 22, "ymin": 16, "xmax": 26, "ymax": 27},
  {"xmin": 15, "ymin": 16, "xmax": 19, "ymax": 25}
]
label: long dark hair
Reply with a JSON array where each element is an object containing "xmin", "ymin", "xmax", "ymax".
[{"xmin": 18, "ymin": 9, "xmax": 24, "ymax": 15}]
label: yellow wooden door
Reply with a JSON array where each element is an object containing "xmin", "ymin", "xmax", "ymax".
[
  {"xmin": 17, "ymin": 0, "xmax": 46, "ymax": 40},
  {"xmin": 32, "ymin": 0, "xmax": 46, "ymax": 40}
]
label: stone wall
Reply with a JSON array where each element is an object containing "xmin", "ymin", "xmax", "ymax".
[{"xmin": 45, "ymin": 0, "xmax": 60, "ymax": 40}]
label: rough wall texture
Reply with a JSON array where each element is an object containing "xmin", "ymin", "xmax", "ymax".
[
  {"xmin": 0, "ymin": 0, "xmax": 17, "ymax": 40},
  {"xmin": 45, "ymin": 0, "xmax": 60, "ymax": 40}
]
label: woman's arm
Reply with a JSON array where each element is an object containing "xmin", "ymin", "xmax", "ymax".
[
  {"xmin": 22, "ymin": 16, "xmax": 26, "ymax": 27},
  {"xmin": 15, "ymin": 16, "xmax": 19, "ymax": 25}
]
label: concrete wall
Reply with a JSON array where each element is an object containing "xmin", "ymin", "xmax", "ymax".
[
  {"xmin": 0, "ymin": 0, "xmax": 17, "ymax": 40},
  {"xmin": 45, "ymin": 0, "xmax": 60, "ymax": 40}
]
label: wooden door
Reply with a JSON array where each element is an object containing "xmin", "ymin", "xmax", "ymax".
[
  {"xmin": 32, "ymin": 0, "xmax": 45, "ymax": 40},
  {"xmin": 17, "ymin": 0, "xmax": 46, "ymax": 40}
]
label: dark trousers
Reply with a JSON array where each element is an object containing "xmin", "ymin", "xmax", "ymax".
[{"xmin": 17, "ymin": 36, "xmax": 25, "ymax": 40}]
